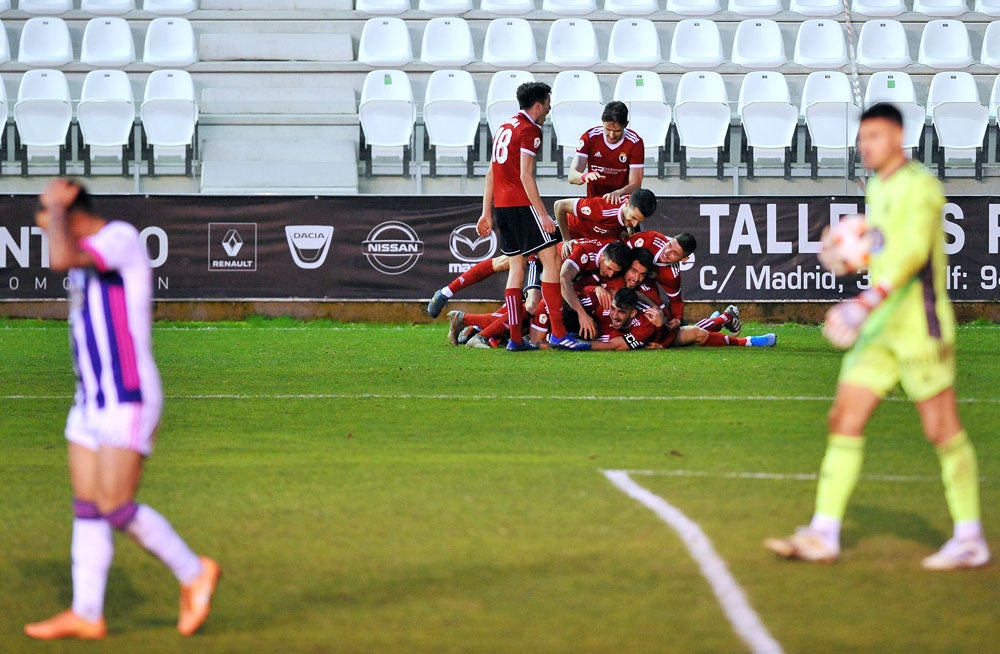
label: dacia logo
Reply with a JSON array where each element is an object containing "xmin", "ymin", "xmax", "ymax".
[
  {"xmin": 362, "ymin": 221, "xmax": 424, "ymax": 275},
  {"xmin": 285, "ymin": 225, "xmax": 334, "ymax": 269}
]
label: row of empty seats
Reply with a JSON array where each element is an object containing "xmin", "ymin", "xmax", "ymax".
[
  {"xmin": 359, "ymin": 67, "xmax": 999, "ymax": 179},
  {"xmin": 1, "ymin": 16, "xmax": 197, "ymax": 66},
  {"xmin": 359, "ymin": 0, "xmax": 1000, "ymax": 17},
  {"xmin": 0, "ymin": 0, "xmax": 195, "ymax": 13},
  {"xmin": 359, "ymin": 15, "xmax": 1000, "ymax": 68},
  {"xmin": 0, "ymin": 68, "xmax": 198, "ymax": 175}
]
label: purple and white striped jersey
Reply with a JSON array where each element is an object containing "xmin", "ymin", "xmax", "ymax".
[{"xmin": 68, "ymin": 221, "xmax": 161, "ymax": 412}]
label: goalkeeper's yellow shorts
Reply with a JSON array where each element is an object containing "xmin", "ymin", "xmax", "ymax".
[{"xmin": 839, "ymin": 335, "xmax": 956, "ymax": 402}]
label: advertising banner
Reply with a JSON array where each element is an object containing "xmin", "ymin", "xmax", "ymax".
[{"xmin": 2, "ymin": 195, "xmax": 998, "ymax": 302}]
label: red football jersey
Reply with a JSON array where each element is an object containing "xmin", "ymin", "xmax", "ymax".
[
  {"xmin": 626, "ymin": 230, "xmax": 684, "ymax": 320},
  {"xmin": 491, "ymin": 111, "xmax": 543, "ymax": 208},
  {"xmin": 575, "ymin": 125, "xmax": 645, "ymax": 198},
  {"xmin": 566, "ymin": 196, "xmax": 628, "ymax": 242}
]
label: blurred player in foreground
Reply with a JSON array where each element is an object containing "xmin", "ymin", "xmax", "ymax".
[
  {"xmin": 25, "ymin": 179, "xmax": 220, "ymax": 640},
  {"xmin": 765, "ymin": 104, "xmax": 989, "ymax": 570}
]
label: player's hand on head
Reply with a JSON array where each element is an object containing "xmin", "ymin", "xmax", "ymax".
[
  {"xmin": 561, "ymin": 240, "xmax": 576, "ymax": 259},
  {"xmin": 41, "ymin": 178, "xmax": 80, "ymax": 211},
  {"xmin": 595, "ymin": 287, "xmax": 612, "ymax": 310}
]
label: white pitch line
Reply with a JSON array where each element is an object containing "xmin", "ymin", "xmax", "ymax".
[
  {"xmin": 603, "ymin": 469, "xmax": 784, "ymax": 654},
  {"xmin": 622, "ymin": 469, "xmax": 949, "ymax": 483},
  {"xmin": 2, "ymin": 392, "xmax": 997, "ymax": 405}
]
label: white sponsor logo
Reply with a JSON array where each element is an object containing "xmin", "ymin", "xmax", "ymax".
[
  {"xmin": 285, "ymin": 225, "xmax": 334, "ymax": 269},
  {"xmin": 362, "ymin": 221, "xmax": 424, "ymax": 275},
  {"xmin": 209, "ymin": 223, "xmax": 257, "ymax": 272}
]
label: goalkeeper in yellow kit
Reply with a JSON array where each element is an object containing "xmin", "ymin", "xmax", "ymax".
[{"xmin": 765, "ymin": 103, "xmax": 990, "ymax": 570}]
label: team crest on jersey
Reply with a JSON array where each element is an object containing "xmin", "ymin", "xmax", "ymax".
[
  {"xmin": 538, "ymin": 313, "xmax": 549, "ymax": 325},
  {"xmin": 869, "ymin": 226, "xmax": 885, "ymax": 254},
  {"xmin": 578, "ymin": 139, "xmax": 585, "ymax": 150},
  {"xmin": 580, "ymin": 205, "xmax": 592, "ymax": 216},
  {"xmin": 619, "ymin": 153, "xmax": 627, "ymax": 163},
  {"xmin": 533, "ymin": 137, "xmax": 541, "ymax": 148},
  {"xmin": 633, "ymin": 237, "xmax": 645, "ymax": 247},
  {"xmin": 580, "ymin": 254, "xmax": 591, "ymax": 264}
]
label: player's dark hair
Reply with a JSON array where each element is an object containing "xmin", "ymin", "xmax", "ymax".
[
  {"xmin": 602, "ymin": 240, "xmax": 632, "ymax": 272},
  {"xmin": 629, "ymin": 246, "xmax": 655, "ymax": 276},
  {"xmin": 629, "ymin": 188, "xmax": 657, "ymax": 217},
  {"xmin": 517, "ymin": 82, "xmax": 552, "ymax": 110},
  {"xmin": 68, "ymin": 180, "xmax": 94, "ymax": 213},
  {"xmin": 613, "ymin": 287, "xmax": 639, "ymax": 312},
  {"xmin": 601, "ymin": 100, "xmax": 629, "ymax": 127},
  {"xmin": 860, "ymin": 103, "xmax": 904, "ymax": 128},
  {"xmin": 674, "ymin": 232, "xmax": 697, "ymax": 256}
]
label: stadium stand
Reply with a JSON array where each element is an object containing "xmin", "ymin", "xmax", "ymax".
[
  {"xmin": 483, "ymin": 17, "xmax": 538, "ymax": 66},
  {"xmin": 731, "ymin": 19, "xmax": 787, "ymax": 69},
  {"xmin": 673, "ymin": 70, "xmax": 731, "ymax": 178},
  {"xmin": 18, "ymin": 17, "xmax": 73, "ymax": 67},
  {"xmin": 359, "ymin": 68, "xmax": 415, "ymax": 176},
  {"xmin": 856, "ymin": 19, "xmax": 913, "ymax": 68},
  {"xmin": 14, "ymin": 69, "xmax": 72, "ymax": 176},
  {"xmin": 77, "ymin": 69, "xmax": 135, "ymax": 176},
  {"xmin": 80, "ymin": 17, "xmax": 137, "ymax": 67},
  {"xmin": 800, "ymin": 70, "xmax": 861, "ymax": 179},
  {"xmin": 668, "ymin": 18, "xmax": 726, "ymax": 67},
  {"xmin": 422, "ymin": 68, "xmax": 480, "ymax": 176},
  {"xmin": 606, "ymin": 18, "xmax": 661, "ymax": 68},
  {"xmin": 358, "ymin": 16, "xmax": 413, "ymax": 66},
  {"xmin": 544, "ymin": 17, "xmax": 600, "ymax": 66},
  {"xmin": 793, "ymin": 18, "xmax": 850, "ymax": 68},
  {"xmin": 419, "ymin": 16, "xmax": 475, "ymax": 66},
  {"xmin": 738, "ymin": 70, "xmax": 797, "ymax": 178},
  {"xmin": 926, "ymin": 70, "xmax": 988, "ymax": 178},
  {"xmin": 918, "ymin": 19, "xmax": 975, "ymax": 68},
  {"xmin": 140, "ymin": 68, "xmax": 198, "ymax": 175},
  {"xmin": 143, "ymin": 17, "xmax": 198, "ymax": 66}
]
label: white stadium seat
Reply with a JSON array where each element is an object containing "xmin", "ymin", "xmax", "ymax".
[
  {"xmin": 543, "ymin": 0, "xmax": 598, "ymax": 13},
  {"xmin": 926, "ymin": 71, "xmax": 988, "ymax": 178},
  {"xmin": 486, "ymin": 69, "xmax": 535, "ymax": 136},
  {"xmin": 605, "ymin": 0, "xmax": 660, "ymax": 15},
  {"xmin": 81, "ymin": 17, "xmax": 136, "ymax": 67},
  {"xmin": 794, "ymin": 19, "xmax": 849, "ymax": 68},
  {"xmin": 550, "ymin": 70, "xmax": 604, "ymax": 175},
  {"xmin": 420, "ymin": 17, "xmax": 475, "ymax": 66},
  {"xmin": 852, "ymin": 0, "xmax": 906, "ymax": 15},
  {"xmin": 856, "ymin": 19, "xmax": 912, "ymax": 69},
  {"xmin": 800, "ymin": 70, "xmax": 861, "ymax": 179},
  {"xmin": 729, "ymin": 0, "xmax": 783, "ymax": 15},
  {"xmin": 18, "ymin": 0, "xmax": 73, "ymax": 14},
  {"xmin": 667, "ymin": 0, "xmax": 720, "ymax": 14},
  {"xmin": 990, "ymin": 74, "xmax": 1000, "ymax": 160},
  {"xmin": 483, "ymin": 18, "xmax": 537, "ymax": 67},
  {"xmin": 358, "ymin": 17, "xmax": 414, "ymax": 67},
  {"xmin": 359, "ymin": 69, "xmax": 416, "ymax": 176},
  {"xmin": 863, "ymin": 71, "xmax": 926, "ymax": 157},
  {"xmin": 0, "ymin": 21, "xmax": 10, "ymax": 65},
  {"xmin": 614, "ymin": 70, "xmax": 672, "ymax": 176},
  {"xmin": 673, "ymin": 70, "xmax": 731, "ymax": 179},
  {"xmin": 140, "ymin": 69, "xmax": 198, "ymax": 176},
  {"xmin": 356, "ymin": 0, "xmax": 411, "ymax": 12},
  {"xmin": 82, "ymin": 0, "xmax": 137, "ymax": 12},
  {"xmin": 482, "ymin": 0, "xmax": 536, "ymax": 13},
  {"xmin": 423, "ymin": 69, "xmax": 480, "ymax": 176},
  {"xmin": 982, "ymin": 20, "xmax": 1000, "ymax": 65},
  {"xmin": 545, "ymin": 18, "xmax": 600, "ymax": 67},
  {"xmin": 731, "ymin": 19, "xmax": 787, "ymax": 69},
  {"xmin": 143, "ymin": 0, "xmax": 198, "ymax": 14},
  {"xmin": 789, "ymin": 0, "xmax": 842, "ymax": 15},
  {"xmin": 918, "ymin": 19, "xmax": 974, "ymax": 68},
  {"xmin": 14, "ymin": 69, "xmax": 72, "ymax": 176},
  {"xmin": 669, "ymin": 19, "xmax": 725, "ymax": 68},
  {"xmin": 18, "ymin": 17, "xmax": 73, "ymax": 67},
  {"xmin": 738, "ymin": 71, "xmax": 797, "ymax": 178},
  {"xmin": 607, "ymin": 18, "xmax": 662, "ymax": 68},
  {"xmin": 78, "ymin": 69, "xmax": 135, "ymax": 176},
  {"xmin": 0, "ymin": 77, "xmax": 7, "ymax": 173},
  {"xmin": 975, "ymin": 0, "xmax": 1000, "ymax": 14},
  {"xmin": 143, "ymin": 17, "xmax": 198, "ymax": 67},
  {"xmin": 913, "ymin": 0, "xmax": 968, "ymax": 16},
  {"xmin": 419, "ymin": 0, "xmax": 473, "ymax": 13}
]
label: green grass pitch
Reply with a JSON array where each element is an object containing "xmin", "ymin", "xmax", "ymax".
[{"xmin": 1, "ymin": 317, "xmax": 997, "ymax": 653}]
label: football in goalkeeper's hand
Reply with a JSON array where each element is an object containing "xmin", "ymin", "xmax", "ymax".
[{"xmin": 818, "ymin": 214, "xmax": 872, "ymax": 276}]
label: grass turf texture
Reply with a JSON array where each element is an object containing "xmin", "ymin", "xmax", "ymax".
[{"xmin": 0, "ymin": 318, "xmax": 997, "ymax": 654}]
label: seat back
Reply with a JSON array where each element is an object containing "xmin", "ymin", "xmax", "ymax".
[
  {"xmin": 482, "ymin": 0, "xmax": 535, "ymax": 13},
  {"xmin": 550, "ymin": 69, "xmax": 604, "ymax": 148},
  {"xmin": 913, "ymin": 0, "xmax": 968, "ymax": 16},
  {"xmin": 794, "ymin": 19, "xmax": 849, "ymax": 68},
  {"xmin": 669, "ymin": 19, "xmax": 725, "ymax": 67},
  {"xmin": 483, "ymin": 18, "xmax": 537, "ymax": 67},
  {"xmin": 143, "ymin": 0, "xmax": 199, "ymax": 13},
  {"xmin": 545, "ymin": 18, "xmax": 600, "ymax": 66},
  {"xmin": 729, "ymin": 0, "xmax": 784, "ymax": 16},
  {"xmin": 82, "ymin": 17, "xmax": 136, "ymax": 67},
  {"xmin": 675, "ymin": 72, "xmax": 730, "ymax": 149},
  {"xmin": 856, "ymin": 20, "xmax": 911, "ymax": 68},
  {"xmin": 732, "ymin": 19, "xmax": 787, "ymax": 68},
  {"xmin": 14, "ymin": 69, "xmax": 72, "ymax": 147},
  {"xmin": 18, "ymin": 17, "xmax": 73, "ymax": 67},
  {"xmin": 918, "ymin": 19, "xmax": 973, "ymax": 68},
  {"xmin": 82, "ymin": 0, "xmax": 137, "ymax": 12},
  {"xmin": 864, "ymin": 72, "xmax": 925, "ymax": 149},
  {"xmin": 738, "ymin": 70, "xmax": 791, "ymax": 112},
  {"xmin": 607, "ymin": 18, "xmax": 661, "ymax": 67},
  {"xmin": 789, "ymin": 0, "xmax": 841, "ymax": 14},
  {"xmin": 801, "ymin": 70, "xmax": 853, "ymax": 115},
  {"xmin": 851, "ymin": 0, "xmax": 905, "ymax": 15},
  {"xmin": 976, "ymin": 0, "xmax": 1000, "ymax": 14},
  {"xmin": 357, "ymin": 0, "xmax": 411, "ymax": 12},
  {"xmin": 424, "ymin": 69, "xmax": 480, "ymax": 148},
  {"xmin": 933, "ymin": 103, "xmax": 989, "ymax": 149},
  {"xmin": 804, "ymin": 102, "xmax": 861, "ymax": 148},
  {"xmin": 605, "ymin": 0, "xmax": 660, "ymax": 15},
  {"xmin": 78, "ymin": 69, "xmax": 135, "ymax": 147},
  {"xmin": 542, "ymin": 0, "xmax": 598, "ymax": 14},
  {"xmin": 614, "ymin": 70, "xmax": 671, "ymax": 146},
  {"xmin": 141, "ymin": 69, "xmax": 197, "ymax": 146},
  {"xmin": 486, "ymin": 69, "xmax": 535, "ymax": 135},
  {"xmin": 143, "ymin": 17, "xmax": 198, "ymax": 66},
  {"xmin": 419, "ymin": 0, "xmax": 474, "ymax": 12},
  {"xmin": 421, "ymin": 16, "xmax": 475, "ymax": 66},
  {"xmin": 0, "ymin": 20, "xmax": 10, "ymax": 64},
  {"xmin": 19, "ymin": 0, "xmax": 73, "ymax": 14},
  {"xmin": 981, "ymin": 20, "xmax": 1000, "ymax": 66},
  {"xmin": 667, "ymin": 0, "xmax": 721, "ymax": 14},
  {"xmin": 926, "ymin": 70, "xmax": 979, "ymax": 115},
  {"xmin": 990, "ymin": 74, "xmax": 1000, "ymax": 122},
  {"xmin": 359, "ymin": 69, "xmax": 416, "ymax": 148},
  {"xmin": 358, "ymin": 17, "xmax": 414, "ymax": 66}
]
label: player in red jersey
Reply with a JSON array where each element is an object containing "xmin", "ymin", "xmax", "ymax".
[
  {"xmin": 569, "ymin": 101, "xmax": 645, "ymax": 202},
  {"xmin": 559, "ymin": 240, "xmax": 631, "ymax": 340},
  {"xmin": 476, "ymin": 81, "xmax": 589, "ymax": 351},
  {"xmin": 554, "ymin": 188, "xmax": 657, "ymax": 244},
  {"xmin": 625, "ymin": 230, "xmax": 697, "ymax": 325}
]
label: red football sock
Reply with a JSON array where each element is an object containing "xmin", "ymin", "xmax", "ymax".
[
  {"xmin": 704, "ymin": 332, "xmax": 747, "ymax": 347},
  {"xmin": 504, "ymin": 289, "xmax": 524, "ymax": 343},
  {"xmin": 448, "ymin": 259, "xmax": 495, "ymax": 294},
  {"xmin": 479, "ymin": 315, "xmax": 508, "ymax": 339},
  {"xmin": 696, "ymin": 313, "xmax": 728, "ymax": 332},
  {"xmin": 464, "ymin": 312, "xmax": 499, "ymax": 330},
  {"xmin": 541, "ymin": 282, "xmax": 566, "ymax": 339}
]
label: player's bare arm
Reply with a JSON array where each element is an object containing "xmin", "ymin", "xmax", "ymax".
[
  {"xmin": 520, "ymin": 151, "xmax": 554, "ymax": 233},
  {"xmin": 568, "ymin": 155, "xmax": 603, "ymax": 187},
  {"xmin": 478, "ymin": 166, "xmax": 495, "ymax": 237},
  {"xmin": 553, "ymin": 198, "xmax": 576, "ymax": 240},
  {"xmin": 560, "ymin": 261, "xmax": 597, "ymax": 340},
  {"xmin": 603, "ymin": 166, "xmax": 643, "ymax": 203},
  {"xmin": 38, "ymin": 179, "xmax": 98, "ymax": 272}
]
